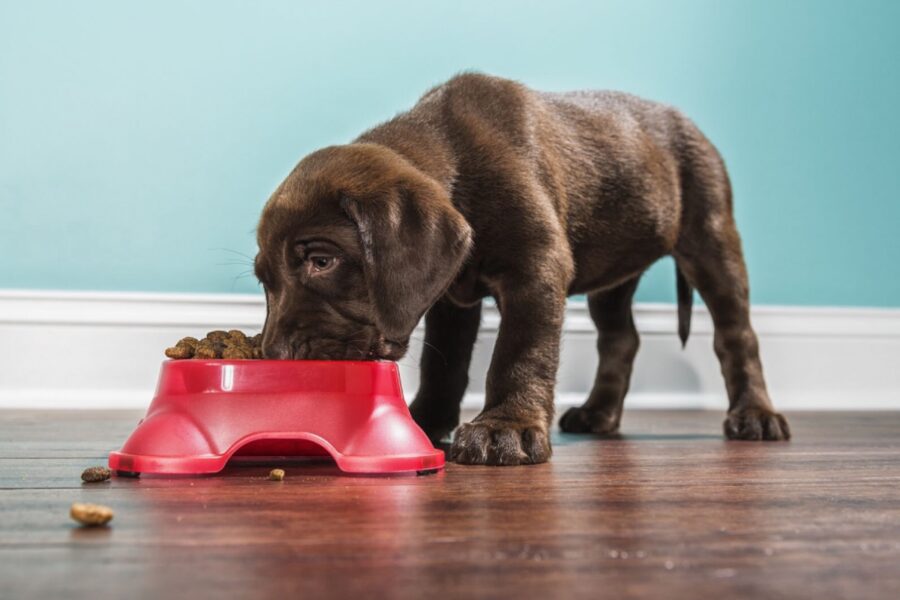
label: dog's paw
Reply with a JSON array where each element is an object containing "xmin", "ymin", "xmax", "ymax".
[
  {"xmin": 558, "ymin": 406, "xmax": 621, "ymax": 434},
  {"xmin": 449, "ymin": 418, "xmax": 551, "ymax": 466},
  {"xmin": 724, "ymin": 407, "xmax": 791, "ymax": 441}
]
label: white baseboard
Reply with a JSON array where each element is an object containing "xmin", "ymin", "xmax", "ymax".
[{"xmin": 1, "ymin": 290, "xmax": 898, "ymax": 410}]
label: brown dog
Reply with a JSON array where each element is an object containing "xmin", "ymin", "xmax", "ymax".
[{"xmin": 254, "ymin": 73, "xmax": 790, "ymax": 466}]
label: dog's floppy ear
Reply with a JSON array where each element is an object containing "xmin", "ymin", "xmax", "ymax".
[{"xmin": 341, "ymin": 177, "xmax": 472, "ymax": 340}]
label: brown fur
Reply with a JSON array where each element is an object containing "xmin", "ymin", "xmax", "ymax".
[{"xmin": 255, "ymin": 73, "xmax": 790, "ymax": 466}]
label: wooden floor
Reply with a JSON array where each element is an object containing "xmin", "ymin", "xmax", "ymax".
[{"xmin": 2, "ymin": 409, "xmax": 899, "ymax": 599}]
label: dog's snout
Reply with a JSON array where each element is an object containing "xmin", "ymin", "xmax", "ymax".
[
  {"xmin": 261, "ymin": 336, "xmax": 293, "ymax": 360},
  {"xmin": 376, "ymin": 337, "xmax": 408, "ymax": 361}
]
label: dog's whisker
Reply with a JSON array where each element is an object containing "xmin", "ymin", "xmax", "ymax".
[
  {"xmin": 212, "ymin": 247, "xmax": 257, "ymax": 261},
  {"xmin": 395, "ymin": 360, "xmax": 421, "ymax": 373},
  {"xmin": 229, "ymin": 270, "xmax": 255, "ymax": 279},
  {"xmin": 403, "ymin": 335, "xmax": 447, "ymax": 366},
  {"xmin": 228, "ymin": 270, "xmax": 258, "ymax": 291},
  {"xmin": 218, "ymin": 261, "xmax": 256, "ymax": 268},
  {"xmin": 419, "ymin": 340, "xmax": 447, "ymax": 366}
]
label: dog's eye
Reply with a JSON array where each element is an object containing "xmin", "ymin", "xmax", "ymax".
[{"xmin": 308, "ymin": 255, "xmax": 336, "ymax": 272}]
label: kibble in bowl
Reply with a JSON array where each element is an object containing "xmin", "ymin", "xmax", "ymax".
[{"xmin": 165, "ymin": 330, "xmax": 263, "ymax": 360}]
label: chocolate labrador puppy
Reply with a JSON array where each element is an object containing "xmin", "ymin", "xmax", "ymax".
[{"xmin": 255, "ymin": 73, "xmax": 790, "ymax": 466}]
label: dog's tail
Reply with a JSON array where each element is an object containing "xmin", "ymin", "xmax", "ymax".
[{"xmin": 676, "ymin": 265, "xmax": 693, "ymax": 348}]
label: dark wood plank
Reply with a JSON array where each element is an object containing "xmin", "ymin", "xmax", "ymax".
[
  {"xmin": 0, "ymin": 410, "xmax": 142, "ymax": 458},
  {"xmin": 1, "ymin": 409, "xmax": 899, "ymax": 599}
]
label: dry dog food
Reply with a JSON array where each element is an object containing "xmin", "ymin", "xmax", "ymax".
[
  {"xmin": 81, "ymin": 466, "xmax": 111, "ymax": 483},
  {"xmin": 70, "ymin": 502, "xmax": 114, "ymax": 527},
  {"xmin": 165, "ymin": 330, "xmax": 263, "ymax": 360},
  {"xmin": 268, "ymin": 468, "xmax": 286, "ymax": 481}
]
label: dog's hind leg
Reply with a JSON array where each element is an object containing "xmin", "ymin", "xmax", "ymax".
[
  {"xmin": 666, "ymin": 117, "xmax": 789, "ymax": 440},
  {"xmin": 673, "ymin": 204, "xmax": 789, "ymax": 440},
  {"xmin": 408, "ymin": 297, "xmax": 483, "ymax": 445},
  {"xmin": 559, "ymin": 277, "xmax": 641, "ymax": 434}
]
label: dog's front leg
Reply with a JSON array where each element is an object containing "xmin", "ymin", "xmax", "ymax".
[
  {"xmin": 449, "ymin": 278, "xmax": 567, "ymax": 466},
  {"xmin": 409, "ymin": 298, "xmax": 483, "ymax": 445}
]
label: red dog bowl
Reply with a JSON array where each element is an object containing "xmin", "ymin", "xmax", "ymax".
[{"xmin": 108, "ymin": 360, "xmax": 444, "ymax": 475}]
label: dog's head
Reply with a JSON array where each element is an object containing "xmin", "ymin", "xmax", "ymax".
[{"xmin": 255, "ymin": 143, "xmax": 472, "ymax": 360}]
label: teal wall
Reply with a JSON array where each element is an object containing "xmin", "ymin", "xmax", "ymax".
[{"xmin": 2, "ymin": 1, "xmax": 898, "ymax": 307}]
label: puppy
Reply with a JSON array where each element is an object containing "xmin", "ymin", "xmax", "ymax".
[{"xmin": 254, "ymin": 73, "xmax": 790, "ymax": 466}]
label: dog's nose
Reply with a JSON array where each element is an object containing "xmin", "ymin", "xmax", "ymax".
[{"xmin": 261, "ymin": 337, "xmax": 292, "ymax": 360}]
